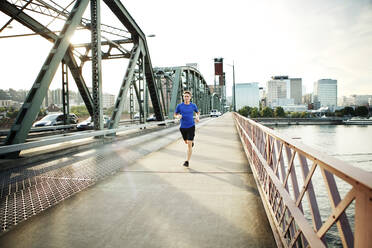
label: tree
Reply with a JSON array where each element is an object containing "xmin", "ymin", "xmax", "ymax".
[
  {"xmin": 355, "ymin": 106, "xmax": 369, "ymax": 116},
  {"xmin": 342, "ymin": 106, "xmax": 355, "ymax": 116},
  {"xmin": 261, "ymin": 107, "xmax": 273, "ymax": 117},
  {"xmin": 290, "ymin": 112, "xmax": 301, "ymax": 118},
  {"xmin": 300, "ymin": 112, "xmax": 308, "ymax": 118},
  {"xmin": 70, "ymin": 105, "xmax": 89, "ymax": 118},
  {"xmin": 274, "ymin": 107, "xmax": 285, "ymax": 117},
  {"xmin": 238, "ymin": 106, "xmax": 251, "ymax": 117},
  {"xmin": 250, "ymin": 107, "xmax": 260, "ymax": 118},
  {"xmin": 335, "ymin": 109, "xmax": 344, "ymax": 117},
  {"xmin": 104, "ymin": 106, "xmax": 115, "ymax": 116}
]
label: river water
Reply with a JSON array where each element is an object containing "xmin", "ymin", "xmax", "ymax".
[
  {"xmin": 270, "ymin": 125, "xmax": 372, "ymax": 247},
  {"xmin": 272, "ymin": 125, "xmax": 372, "ymax": 172}
]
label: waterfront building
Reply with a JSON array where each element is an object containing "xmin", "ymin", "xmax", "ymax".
[
  {"xmin": 340, "ymin": 94, "xmax": 372, "ymax": 107},
  {"xmin": 102, "ymin": 93, "xmax": 115, "ymax": 109},
  {"xmin": 282, "ymin": 105, "xmax": 308, "ymax": 112},
  {"xmin": 51, "ymin": 89, "xmax": 63, "ymax": 107},
  {"xmin": 266, "ymin": 76, "xmax": 302, "ymax": 108},
  {"xmin": 235, "ymin": 82, "xmax": 259, "ymax": 110},
  {"xmin": 0, "ymin": 99, "xmax": 21, "ymax": 108},
  {"xmin": 267, "ymin": 77, "xmax": 288, "ymax": 108},
  {"xmin": 313, "ymin": 79, "xmax": 337, "ymax": 111},
  {"xmin": 290, "ymin": 78, "xmax": 302, "ymax": 105}
]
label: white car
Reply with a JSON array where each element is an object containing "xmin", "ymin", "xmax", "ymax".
[
  {"xmin": 33, "ymin": 113, "xmax": 78, "ymax": 127},
  {"xmin": 210, "ymin": 109, "xmax": 221, "ymax": 117}
]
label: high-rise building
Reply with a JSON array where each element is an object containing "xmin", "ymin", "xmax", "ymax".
[
  {"xmin": 267, "ymin": 76, "xmax": 289, "ymax": 107},
  {"xmin": 51, "ymin": 89, "xmax": 63, "ymax": 106},
  {"xmin": 290, "ymin": 78, "xmax": 302, "ymax": 105},
  {"xmin": 235, "ymin": 83, "xmax": 259, "ymax": 110},
  {"xmin": 266, "ymin": 76, "xmax": 302, "ymax": 108},
  {"xmin": 313, "ymin": 79, "xmax": 337, "ymax": 110}
]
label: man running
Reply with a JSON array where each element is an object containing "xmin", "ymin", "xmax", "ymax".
[{"xmin": 174, "ymin": 91, "xmax": 200, "ymax": 167}]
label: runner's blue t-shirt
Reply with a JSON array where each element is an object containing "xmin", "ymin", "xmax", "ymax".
[{"xmin": 175, "ymin": 102, "xmax": 199, "ymax": 128}]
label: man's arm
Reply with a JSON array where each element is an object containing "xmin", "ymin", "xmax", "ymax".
[
  {"xmin": 174, "ymin": 104, "xmax": 182, "ymax": 119},
  {"xmin": 195, "ymin": 112, "xmax": 200, "ymax": 122}
]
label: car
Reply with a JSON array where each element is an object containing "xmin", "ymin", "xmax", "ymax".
[
  {"xmin": 146, "ymin": 114, "xmax": 157, "ymax": 122},
  {"xmin": 33, "ymin": 113, "xmax": 78, "ymax": 127},
  {"xmin": 77, "ymin": 115, "xmax": 110, "ymax": 130},
  {"xmin": 210, "ymin": 109, "xmax": 222, "ymax": 117},
  {"xmin": 133, "ymin": 112, "xmax": 140, "ymax": 120}
]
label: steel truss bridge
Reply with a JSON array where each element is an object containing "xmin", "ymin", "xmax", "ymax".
[
  {"xmin": 2, "ymin": 2, "xmax": 371, "ymax": 248},
  {"xmin": 0, "ymin": 0, "xmax": 222, "ymax": 158}
]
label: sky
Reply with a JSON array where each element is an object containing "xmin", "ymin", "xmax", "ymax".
[{"xmin": 1, "ymin": 0, "xmax": 372, "ymax": 98}]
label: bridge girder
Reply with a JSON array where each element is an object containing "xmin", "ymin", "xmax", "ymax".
[
  {"xmin": 1, "ymin": 0, "xmax": 91, "ymax": 153},
  {"xmin": 0, "ymin": 0, "xmax": 215, "ymax": 158},
  {"xmin": 153, "ymin": 66, "xmax": 214, "ymax": 119}
]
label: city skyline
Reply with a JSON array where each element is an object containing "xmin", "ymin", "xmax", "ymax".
[{"xmin": 0, "ymin": 0, "xmax": 371, "ymax": 98}]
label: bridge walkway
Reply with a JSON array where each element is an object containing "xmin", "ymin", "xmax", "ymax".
[{"xmin": 0, "ymin": 113, "xmax": 276, "ymax": 248}]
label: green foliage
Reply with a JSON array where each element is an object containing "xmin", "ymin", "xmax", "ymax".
[
  {"xmin": 334, "ymin": 110, "xmax": 344, "ymax": 117},
  {"xmin": 274, "ymin": 107, "xmax": 285, "ymax": 117},
  {"xmin": 290, "ymin": 112, "xmax": 301, "ymax": 118},
  {"xmin": 6, "ymin": 109, "xmax": 19, "ymax": 118},
  {"xmin": 342, "ymin": 106, "xmax": 355, "ymax": 116},
  {"xmin": 250, "ymin": 107, "xmax": 260, "ymax": 118},
  {"xmin": 38, "ymin": 108, "xmax": 47, "ymax": 117},
  {"xmin": 355, "ymin": 106, "xmax": 369, "ymax": 116},
  {"xmin": 300, "ymin": 112, "xmax": 308, "ymax": 118},
  {"xmin": 261, "ymin": 107, "xmax": 273, "ymax": 117},
  {"xmin": 238, "ymin": 106, "xmax": 251, "ymax": 117},
  {"xmin": 70, "ymin": 105, "xmax": 89, "ymax": 118},
  {"xmin": 104, "ymin": 106, "xmax": 115, "ymax": 116}
]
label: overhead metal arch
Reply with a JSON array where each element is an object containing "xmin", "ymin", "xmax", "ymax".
[
  {"xmin": 0, "ymin": 1, "xmax": 215, "ymax": 158},
  {"xmin": 211, "ymin": 93, "xmax": 221, "ymax": 111},
  {"xmin": 153, "ymin": 66, "xmax": 216, "ymax": 119},
  {"xmin": 0, "ymin": 0, "xmax": 165, "ymax": 156}
]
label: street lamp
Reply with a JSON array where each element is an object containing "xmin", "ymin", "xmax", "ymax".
[{"xmin": 226, "ymin": 61, "xmax": 236, "ymax": 112}]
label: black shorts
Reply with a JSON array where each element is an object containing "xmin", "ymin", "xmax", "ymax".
[{"xmin": 180, "ymin": 126, "xmax": 195, "ymax": 141}]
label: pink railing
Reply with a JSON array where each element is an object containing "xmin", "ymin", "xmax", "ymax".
[{"xmin": 233, "ymin": 113, "xmax": 372, "ymax": 248}]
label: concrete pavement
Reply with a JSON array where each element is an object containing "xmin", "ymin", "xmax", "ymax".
[{"xmin": 0, "ymin": 113, "xmax": 276, "ymax": 248}]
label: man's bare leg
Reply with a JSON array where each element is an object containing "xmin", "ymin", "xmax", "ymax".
[{"xmin": 186, "ymin": 140, "xmax": 193, "ymax": 161}]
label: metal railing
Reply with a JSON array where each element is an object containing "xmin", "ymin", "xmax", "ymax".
[
  {"xmin": 0, "ymin": 115, "xmax": 210, "ymax": 156},
  {"xmin": 233, "ymin": 113, "xmax": 372, "ymax": 248},
  {"xmin": 0, "ymin": 120, "xmax": 175, "ymax": 155}
]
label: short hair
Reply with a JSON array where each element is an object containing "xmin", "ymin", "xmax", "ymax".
[{"xmin": 183, "ymin": 90, "xmax": 192, "ymax": 96}]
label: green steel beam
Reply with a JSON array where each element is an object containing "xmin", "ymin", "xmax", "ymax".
[
  {"xmin": 168, "ymin": 69, "xmax": 182, "ymax": 119},
  {"xmin": 4, "ymin": 0, "xmax": 90, "ymax": 148},
  {"xmin": 90, "ymin": 0, "xmax": 103, "ymax": 130},
  {"xmin": 132, "ymin": 79, "xmax": 144, "ymax": 119},
  {"xmin": 109, "ymin": 41, "xmax": 142, "ymax": 129},
  {"xmin": 0, "ymin": 0, "xmax": 94, "ymax": 117},
  {"xmin": 103, "ymin": 0, "xmax": 164, "ymax": 121},
  {"xmin": 155, "ymin": 66, "xmax": 214, "ymax": 118},
  {"xmin": 61, "ymin": 63, "xmax": 70, "ymax": 124}
]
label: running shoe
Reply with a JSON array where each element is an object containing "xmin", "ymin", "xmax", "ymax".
[{"xmin": 183, "ymin": 161, "xmax": 189, "ymax": 167}]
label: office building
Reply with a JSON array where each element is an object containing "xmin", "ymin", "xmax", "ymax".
[
  {"xmin": 235, "ymin": 83, "xmax": 259, "ymax": 110},
  {"xmin": 313, "ymin": 79, "xmax": 337, "ymax": 111},
  {"xmin": 290, "ymin": 78, "xmax": 302, "ymax": 105},
  {"xmin": 267, "ymin": 76, "xmax": 288, "ymax": 108},
  {"xmin": 103, "ymin": 93, "xmax": 116, "ymax": 109}
]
